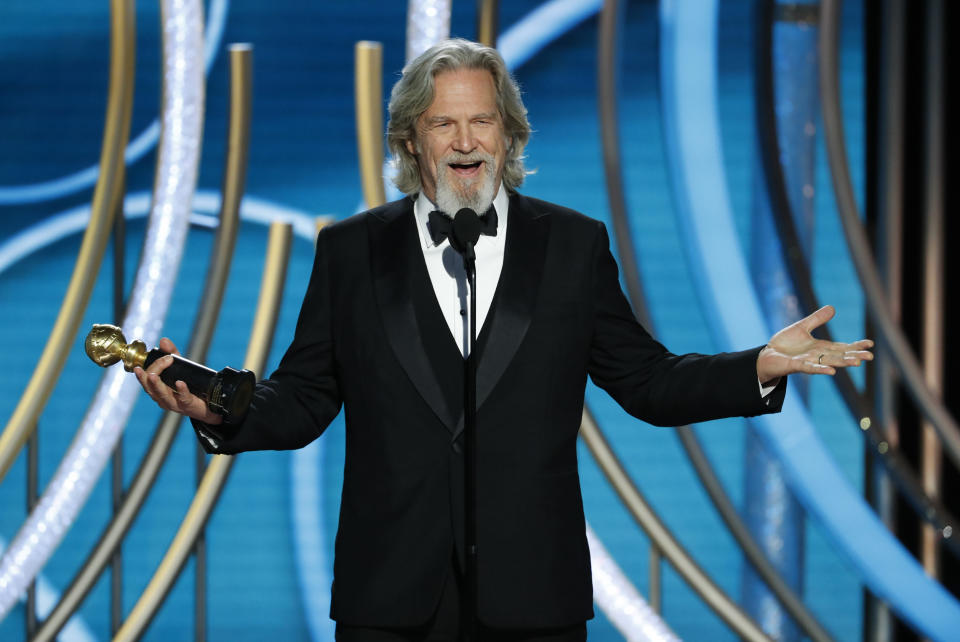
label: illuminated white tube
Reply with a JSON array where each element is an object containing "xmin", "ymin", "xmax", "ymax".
[
  {"xmin": 406, "ymin": 0, "xmax": 451, "ymax": 63},
  {"xmin": 587, "ymin": 524, "xmax": 681, "ymax": 642},
  {"xmin": 0, "ymin": 0, "xmax": 205, "ymax": 616}
]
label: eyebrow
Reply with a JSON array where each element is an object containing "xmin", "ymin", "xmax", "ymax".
[{"xmin": 424, "ymin": 112, "xmax": 499, "ymax": 124}]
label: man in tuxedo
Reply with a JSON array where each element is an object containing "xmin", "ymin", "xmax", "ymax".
[{"xmin": 136, "ymin": 39, "xmax": 872, "ymax": 641}]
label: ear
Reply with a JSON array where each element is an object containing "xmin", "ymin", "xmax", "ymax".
[{"xmin": 405, "ymin": 139, "xmax": 417, "ymax": 156}]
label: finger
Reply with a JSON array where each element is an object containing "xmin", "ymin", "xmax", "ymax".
[
  {"xmin": 802, "ymin": 359, "xmax": 836, "ymax": 376},
  {"xmin": 172, "ymin": 380, "xmax": 203, "ymax": 412},
  {"xmin": 826, "ymin": 339, "xmax": 874, "ymax": 352},
  {"xmin": 811, "ymin": 351, "xmax": 849, "ymax": 368},
  {"xmin": 799, "ymin": 305, "xmax": 836, "ymax": 333},
  {"xmin": 135, "ymin": 367, "xmax": 162, "ymax": 396},
  {"xmin": 145, "ymin": 371, "xmax": 175, "ymax": 404},
  {"xmin": 158, "ymin": 337, "xmax": 180, "ymax": 356},
  {"xmin": 145, "ymin": 354, "xmax": 175, "ymax": 376},
  {"xmin": 135, "ymin": 367, "xmax": 180, "ymax": 412},
  {"xmin": 811, "ymin": 339, "xmax": 874, "ymax": 360}
]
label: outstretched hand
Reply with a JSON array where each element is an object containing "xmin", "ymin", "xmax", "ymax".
[
  {"xmin": 756, "ymin": 305, "xmax": 873, "ymax": 384},
  {"xmin": 133, "ymin": 337, "xmax": 223, "ymax": 425}
]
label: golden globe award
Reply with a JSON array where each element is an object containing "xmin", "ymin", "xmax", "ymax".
[{"xmin": 84, "ymin": 323, "xmax": 255, "ymax": 423}]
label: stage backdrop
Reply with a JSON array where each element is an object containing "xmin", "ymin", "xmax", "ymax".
[{"xmin": 0, "ymin": 1, "xmax": 866, "ymax": 640}]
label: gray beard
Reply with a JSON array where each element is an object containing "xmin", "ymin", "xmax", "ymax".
[{"xmin": 434, "ymin": 157, "xmax": 496, "ymax": 216}]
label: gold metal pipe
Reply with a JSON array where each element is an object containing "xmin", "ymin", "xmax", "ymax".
[
  {"xmin": 0, "ymin": 0, "xmax": 135, "ymax": 484},
  {"xmin": 476, "ymin": 0, "xmax": 499, "ymax": 47},
  {"xmin": 648, "ymin": 542, "xmax": 661, "ymax": 614},
  {"xmin": 355, "ymin": 41, "xmax": 386, "ymax": 209},
  {"xmin": 920, "ymin": 0, "xmax": 945, "ymax": 580},
  {"xmin": 113, "ymin": 222, "xmax": 293, "ymax": 642},
  {"xmin": 193, "ymin": 43, "xmax": 254, "ymax": 640},
  {"xmin": 870, "ymin": 9, "xmax": 905, "ymax": 615},
  {"xmin": 316, "ymin": 214, "xmax": 336, "ymax": 238},
  {"xmin": 580, "ymin": 408, "xmax": 771, "ymax": 642},
  {"xmin": 33, "ymin": 44, "xmax": 253, "ymax": 642}
]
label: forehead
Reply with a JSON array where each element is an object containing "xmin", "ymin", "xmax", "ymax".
[{"xmin": 423, "ymin": 68, "xmax": 498, "ymax": 117}]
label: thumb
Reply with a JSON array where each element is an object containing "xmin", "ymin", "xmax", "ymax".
[
  {"xmin": 799, "ymin": 305, "xmax": 835, "ymax": 334},
  {"xmin": 158, "ymin": 337, "xmax": 180, "ymax": 355}
]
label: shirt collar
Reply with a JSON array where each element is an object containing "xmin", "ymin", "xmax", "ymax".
[{"xmin": 413, "ymin": 183, "xmax": 510, "ymax": 250}]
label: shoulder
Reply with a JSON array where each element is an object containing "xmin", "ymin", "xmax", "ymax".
[
  {"xmin": 317, "ymin": 197, "xmax": 413, "ymax": 244},
  {"xmin": 511, "ymin": 193, "xmax": 606, "ymax": 237}
]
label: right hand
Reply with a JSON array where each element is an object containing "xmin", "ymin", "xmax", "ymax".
[{"xmin": 133, "ymin": 337, "xmax": 223, "ymax": 425}]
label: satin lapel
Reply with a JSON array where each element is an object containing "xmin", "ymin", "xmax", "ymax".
[
  {"xmin": 452, "ymin": 193, "xmax": 549, "ymax": 441},
  {"xmin": 371, "ymin": 201, "xmax": 458, "ymax": 434}
]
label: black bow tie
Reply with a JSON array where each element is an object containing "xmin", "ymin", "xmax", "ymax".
[{"xmin": 427, "ymin": 206, "xmax": 498, "ymax": 247}]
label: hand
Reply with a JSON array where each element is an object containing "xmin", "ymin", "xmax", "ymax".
[
  {"xmin": 756, "ymin": 305, "xmax": 873, "ymax": 384},
  {"xmin": 133, "ymin": 337, "xmax": 223, "ymax": 425}
]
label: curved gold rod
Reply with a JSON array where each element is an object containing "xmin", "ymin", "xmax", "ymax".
[
  {"xmin": 33, "ymin": 44, "xmax": 253, "ymax": 642},
  {"xmin": 476, "ymin": 0, "xmax": 499, "ymax": 47},
  {"xmin": 579, "ymin": 408, "xmax": 771, "ymax": 642},
  {"xmin": 113, "ymin": 222, "xmax": 293, "ymax": 642},
  {"xmin": 355, "ymin": 40, "xmax": 386, "ymax": 209},
  {"xmin": 0, "ymin": 0, "xmax": 136, "ymax": 484}
]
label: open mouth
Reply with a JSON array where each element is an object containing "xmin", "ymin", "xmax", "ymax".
[{"xmin": 448, "ymin": 160, "xmax": 483, "ymax": 177}]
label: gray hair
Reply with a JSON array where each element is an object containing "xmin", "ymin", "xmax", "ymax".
[{"xmin": 386, "ymin": 38, "xmax": 532, "ymax": 195}]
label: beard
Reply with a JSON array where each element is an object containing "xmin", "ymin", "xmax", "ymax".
[{"xmin": 433, "ymin": 151, "xmax": 498, "ymax": 216}]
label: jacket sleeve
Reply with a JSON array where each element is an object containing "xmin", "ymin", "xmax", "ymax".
[
  {"xmin": 192, "ymin": 227, "xmax": 343, "ymax": 454},
  {"xmin": 586, "ymin": 222, "xmax": 785, "ymax": 427}
]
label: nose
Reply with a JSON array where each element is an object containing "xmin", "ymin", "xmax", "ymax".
[{"xmin": 452, "ymin": 125, "xmax": 476, "ymax": 153}]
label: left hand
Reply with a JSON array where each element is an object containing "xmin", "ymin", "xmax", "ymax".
[{"xmin": 756, "ymin": 305, "xmax": 873, "ymax": 384}]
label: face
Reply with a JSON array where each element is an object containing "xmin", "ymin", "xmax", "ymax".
[{"xmin": 406, "ymin": 68, "xmax": 509, "ymax": 214}]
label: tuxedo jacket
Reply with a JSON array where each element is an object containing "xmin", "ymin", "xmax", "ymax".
[{"xmin": 197, "ymin": 192, "xmax": 785, "ymax": 628}]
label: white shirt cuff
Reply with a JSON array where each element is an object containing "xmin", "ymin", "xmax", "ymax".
[{"xmin": 759, "ymin": 378, "xmax": 780, "ymax": 398}]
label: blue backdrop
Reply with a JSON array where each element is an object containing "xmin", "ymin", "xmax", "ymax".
[{"xmin": 0, "ymin": 1, "xmax": 867, "ymax": 640}]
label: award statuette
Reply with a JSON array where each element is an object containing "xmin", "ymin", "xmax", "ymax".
[{"xmin": 84, "ymin": 324, "xmax": 255, "ymax": 423}]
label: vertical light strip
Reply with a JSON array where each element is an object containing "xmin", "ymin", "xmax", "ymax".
[
  {"xmin": 406, "ymin": 0, "xmax": 451, "ymax": 62},
  {"xmin": 0, "ymin": 0, "xmax": 204, "ymax": 618},
  {"xmin": 743, "ymin": 4, "xmax": 818, "ymax": 638}
]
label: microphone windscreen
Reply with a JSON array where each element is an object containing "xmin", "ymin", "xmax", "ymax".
[{"xmin": 453, "ymin": 208, "xmax": 482, "ymax": 248}]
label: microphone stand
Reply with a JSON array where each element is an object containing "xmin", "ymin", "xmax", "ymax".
[{"xmin": 462, "ymin": 241, "xmax": 478, "ymax": 641}]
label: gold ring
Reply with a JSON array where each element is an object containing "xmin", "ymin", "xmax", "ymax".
[{"xmin": 818, "ymin": 354, "xmax": 824, "ymax": 365}]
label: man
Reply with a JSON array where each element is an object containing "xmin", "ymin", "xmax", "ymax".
[{"xmin": 136, "ymin": 39, "xmax": 872, "ymax": 641}]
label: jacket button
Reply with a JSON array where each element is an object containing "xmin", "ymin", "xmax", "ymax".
[{"xmin": 452, "ymin": 441, "xmax": 463, "ymax": 454}]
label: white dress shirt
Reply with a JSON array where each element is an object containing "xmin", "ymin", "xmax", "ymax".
[
  {"xmin": 413, "ymin": 186, "xmax": 776, "ymax": 397},
  {"xmin": 413, "ymin": 185, "xmax": 510, "ymax": 357}
]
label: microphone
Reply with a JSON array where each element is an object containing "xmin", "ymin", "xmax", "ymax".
[{"xmin": 451, "ymin": 208, "xmax": 482, "ymax": 261}]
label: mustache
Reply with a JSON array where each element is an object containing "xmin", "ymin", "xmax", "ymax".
[{"xmin": 441, "ymin": 151, "xmax": 495, "ymax": 165}]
